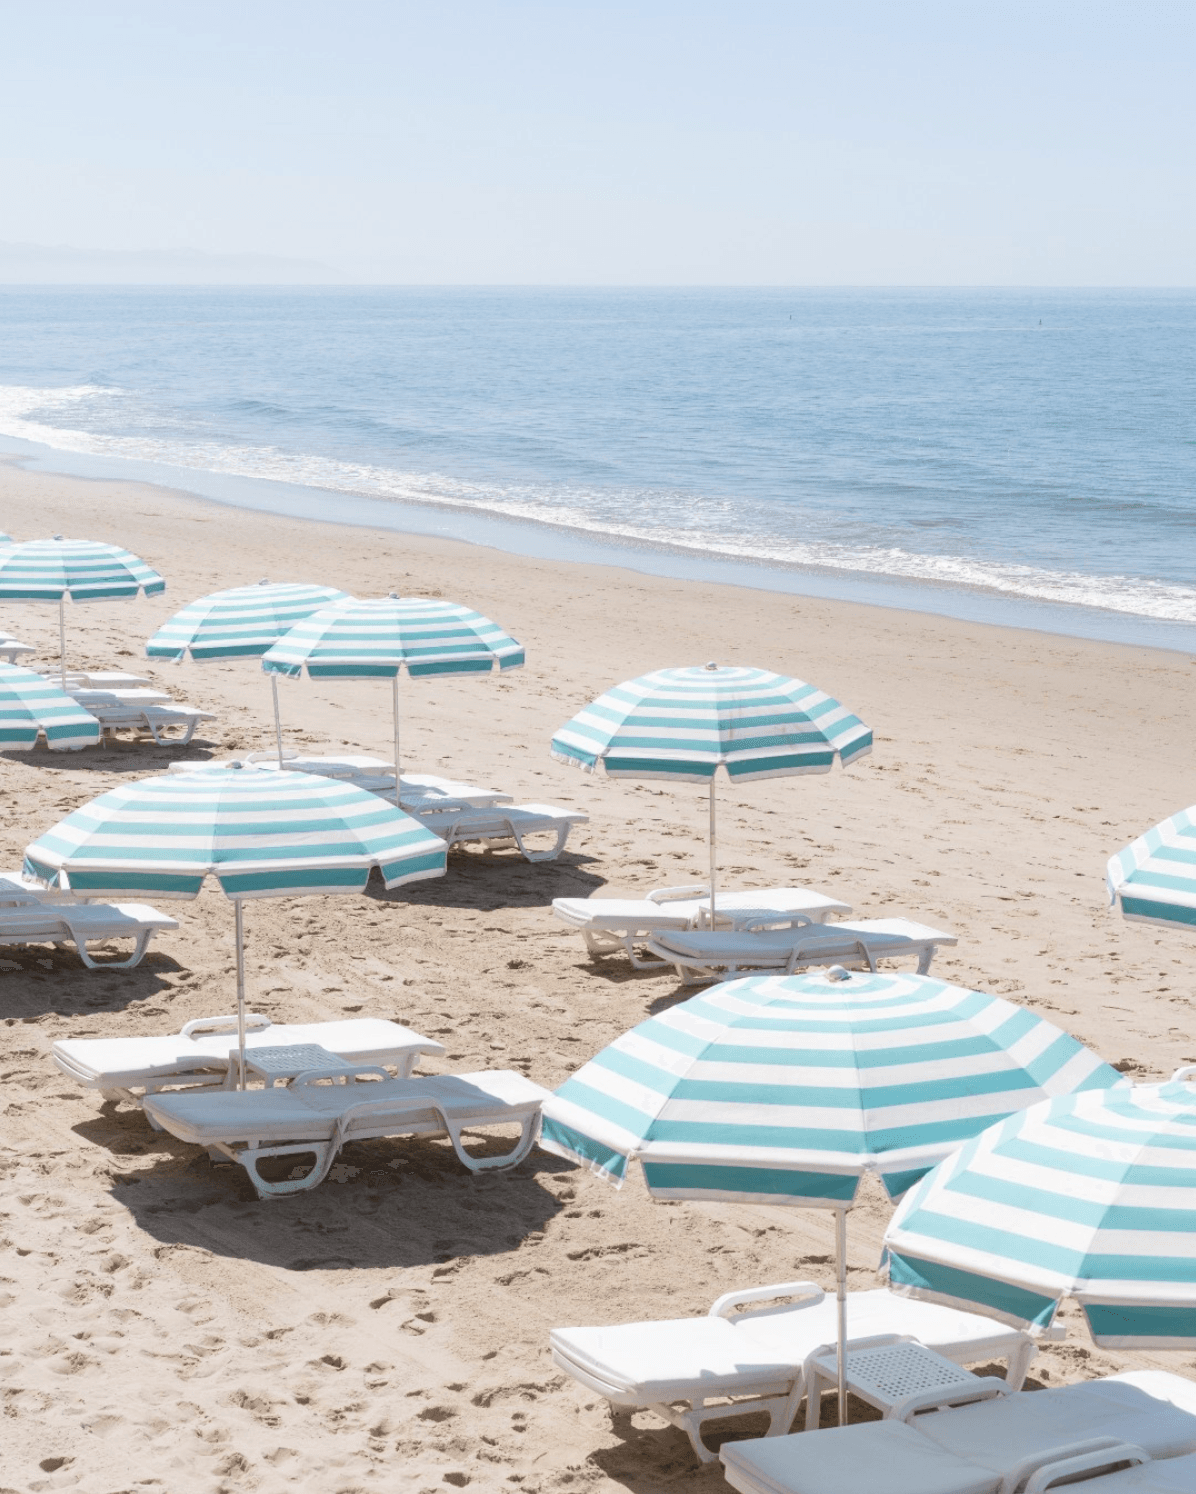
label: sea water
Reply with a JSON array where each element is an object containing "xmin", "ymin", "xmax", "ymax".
[{"xmin": 0, "ymin": 285, "xmax": 1193, "ymax": 648}]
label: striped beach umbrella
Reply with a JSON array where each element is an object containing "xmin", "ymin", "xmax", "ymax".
[
  {"xmin": 1108, "ymin": 807, "xmax": 1196, "ymax": 933},
  {"xmin": 884, "ymin": 1075, "xmax": 1196, "ymax": 1349},
  {"xmin": 24, "ymin": 763, "xmax": 447, "ymax": 1084},
  {"xmin": 0, "ymin": 536, "xmax": 165, "ymax": 688},
  {"xmin": 550, "ymin": 664, "xmax": 871, "ymax": 916},
  {"xmin": 540, "ymin": 968, "xmax": 1121, "ymax": 1419},
  {"xmin": 0, "ymin": 662, "xmax": 101, "ymax": 751},
  {"xmin": 145, "ymin": 580, "xmax": 349, "ymax": 760},
  {"xmin": 263, "ymin": 594, "xmax": 524, "ymax": 785}
]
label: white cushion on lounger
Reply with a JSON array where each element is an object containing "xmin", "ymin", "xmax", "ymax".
[
  {"xmin": 722, "ymin": 1421, "xmax": 993, "ymax": 1494},
  {"xmin": 720, "ymin": 1372, "xmax": 1196, "ymax": 1494},
  {"xmin": 143, "ymin": 1069, "xmax": 545, "ymax": 1145},
  {"xmin": 920, "ymin": 1373, "xmax": 1196, "ymax": 1471},
  {"xmin": 53, "ymin": 1017, "xmax": 445, "ymax": 1089},
  {"xmin": 552, "ymin": 888, "xmax": 852, "ymax": 933}
]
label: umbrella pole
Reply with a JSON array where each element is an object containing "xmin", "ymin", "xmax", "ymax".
[
  {"xmin": 708, "ymin": 777, "xmax": 718, "ymax": 922},
  {"xmin": 270, "ymin": 674, "xmax": 285, "ymax": 767},
  {"xmin": 235, "ymin": 899, "xmax": 247, "ymax": 1091},
  {"xmin": 836, "ymin": 1207, "xmax": 849, "ymax": 1426},
  {"xmin": 400, "ymin": 678, "xmax": 409, "ymax": 806},
  {"xmin": 58, "ymin": 595, "xmax": 67, "ymax": 690}
]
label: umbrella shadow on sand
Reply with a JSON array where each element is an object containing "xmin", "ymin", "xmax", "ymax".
[
  {"xmin": 367, "ymin": 855, "xmax": 604, "ymax": 912},
  {"xmin": 1, "ymin": 950, "xmax": 188, "ymax": 1019},
  {"xmin": 77, "ymin": 1107, "xmax": 575, "ymax": 1271},
  {"xmin": 3, "ymin": 739, "xmax": 220, "ymax": 774}
]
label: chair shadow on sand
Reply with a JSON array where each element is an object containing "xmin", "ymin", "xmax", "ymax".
[{"xmin": 75, "ymin": 1104, "xmax": 576, "ymax": 1272}]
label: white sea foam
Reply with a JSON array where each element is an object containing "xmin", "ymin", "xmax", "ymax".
[{"xmin": 3, "ymin": 382, "xmax": 1195, "ymax": 625}]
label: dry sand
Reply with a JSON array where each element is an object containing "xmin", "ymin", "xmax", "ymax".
[{"xmin": 1, "ymin": 460, "xmax": 1195, "ymax": 1493}]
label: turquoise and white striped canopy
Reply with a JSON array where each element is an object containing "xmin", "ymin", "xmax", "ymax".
[
  {"xmin": 23, "ymin": 764, "xmax": 447, "ymax": 899},
  {"xmin": 550, "ymin": 664, "xmax": 871, "ymax": 782},
  {"xmin": 0, "ymin": 537, "xmax": 164, "ymax": 600},
  {"xmin": 885, "ymin": 1079, "xmax": 1196, "ymax": 1348},
  {"xmin": 1108, "ymin": 807, "xmax": 1196, "ymax": 933},
  {"xmin": 0, "ymin": 663, "xmax": 101, "ymax": 751},
  {"xmin": 539, "ymin": 970, "xmax": 1121, "ymax": 1205},
  {"xmin": 262, "ymin": 595, "xmax": 524, "ymax": 679},
  {"xmin": 146, "ymin": 581, "xmax": 349, "ymax": 662}
]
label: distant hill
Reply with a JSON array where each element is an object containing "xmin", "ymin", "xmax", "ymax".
[{"xmin": 0, "ymin": 242, "xmax": 350, "ymax": 284}]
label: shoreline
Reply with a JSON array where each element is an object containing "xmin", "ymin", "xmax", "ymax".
[
  {"xmin": 4, "ymin": 433, "xmax": 1196, "ymax": 656},
  {"xmin": 3, "ymin": 460, "xmax": 1195, "ymax": 1490}
]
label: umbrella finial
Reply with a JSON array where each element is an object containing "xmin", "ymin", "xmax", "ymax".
[
  {"xmin": 53, "ymin": 534, "xmax": 63, "ymax": 541},
  {"xmin": 258, "ymin": 578, "xmax": 269, "ymax": 585},
  {"xmin": 826, "ymin": 965, "xmax": 851, "ymax": 982},
  {"xmin": 704, "ymin": 661, "xmax": 718, "ymax": 671},
  {"xmin": 388, "ymin": 591, "xmax": 399, "ymax": 599}
]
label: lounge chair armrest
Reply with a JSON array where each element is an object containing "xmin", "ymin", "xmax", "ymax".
[
  {"xmin": 181, "ymin": 1013, "xmax": 272, "ymax": 1038},
  {"xmin": 646, "ymin": 885, "xmax": 709, "ymax": 905},
  {"xmin": 292, "ymin": 1066, "xmax": 388, "ymax": 1086},
  {"xmin": 740, "ymin": 913, "xmax": 814, "ymax": 932},
  {"xmin": 895, "ymin": 1376, "xmax": 1011, "ymax": 1422},
  {"xmin": 708, "ymin": 1280, "xmax": 824, "ymax": 1319},
  {"xmin": 1003, "ymin": 1439, "xmax": 1142, "ymax": 1494},
  {"xmin": 1171, "ymin": 1063, "xmax": 1196, "ymax": 1083}
]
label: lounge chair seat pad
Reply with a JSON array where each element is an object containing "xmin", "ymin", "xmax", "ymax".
[
  {"xmin": 419, "ymin": 804, "xmax": 587, "ymax": 834},
  {"xmin": 722, "ymin": 1420, "xmax": 994, "ymax": 1494},
  {"xmin": 144, "ymin": 1070, "xmax": 548, "ymax": 1145},
  {"xmin": 552, "ymin": 887, "xmax": 852, "ymax": 933},
  {"xmin": 53, "ymin": 1018, "xmax": 445, "ymax": 1086},
  {"xmin": 552, "ymin": 1290, "xmax": 1035, "ymax": 1404},
  {"xmin": 721, "ymin": 1373, "xmax": 1196, "ymax": 1494},
  {"xmin": 1096, "ymin": 1453, "xmax": 1196, "ymax": 1491},
  {"xmin": 654, "ymin": 919, "xmax": 956, "ymax": 961},
  {"xmin": 919, "ymin": 1372, "xmax": 1196, "ymax": 1470}
]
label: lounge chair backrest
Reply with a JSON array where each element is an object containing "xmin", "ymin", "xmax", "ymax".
[
  {"xmin": 180, "ymin": 1013, "xmax": 272, "ymax": 1039},
  {"xmin": 1021, "ymin": 1441, "xmax": 1149, "ymax": 1494},
  {"xmin": 293, "ymin": 1066, "xmax": 389, "ymax": 1086},
  {"xmin": 707, "ymin": 1280, "xmax": 824, "ymax": 1321},
  {"xmin": 740, "ymin": 913, "xmax": 815, "ymax": 932},
  {"xmin": 647, "ymin": 884, "xmax": 709, "ymax": 905},
  {"xmin": 897, "ymin": 1375, "xmax": 1013, "ymax": 1423}
]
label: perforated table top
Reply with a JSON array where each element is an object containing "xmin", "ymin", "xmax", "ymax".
[
  {"xmin": 812, "ymin": 1341, "xmax": 981, "ymax": 1414},
  {"xmin": 241, "ymin": 1044, "xmax": 348, "ymax": 1084}
]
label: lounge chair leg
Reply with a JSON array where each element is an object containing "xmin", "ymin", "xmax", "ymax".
[
  {"xmin": 916, "ymin": 949, "xmax": 934, "ymax": 975},
  {"xmin": 70, "ymin": 930, "xmax": 154, "ymax": 971},
  {"xmin": 1005, "ymin": 1339, "xmax": 1036, "ymax": 1391},
  {"xmin": 443, "ymin": 1110, "xmax": 540, "ymax": 1172},
  {"xmin": 239, "ymin": 1141, "xmax": 339, "ymax": 1199}
]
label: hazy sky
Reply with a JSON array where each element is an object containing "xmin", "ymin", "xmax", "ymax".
[{"xmin": 2, "ymin": 1, "xmax": 1193, "ymax": 284}]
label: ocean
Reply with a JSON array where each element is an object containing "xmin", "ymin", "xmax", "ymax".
[{"xmin": 0, "ymin": 285, "xmax": 1194, "ymax": 649}]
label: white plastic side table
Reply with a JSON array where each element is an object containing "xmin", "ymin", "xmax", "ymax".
[{"xmin": 806, "ymin": 1340, "xmax": 983, "ymax": 1428}]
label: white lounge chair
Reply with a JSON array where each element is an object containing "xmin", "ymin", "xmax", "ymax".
[
  {"xmin": 719, "ymin": 1370, "xmax": 1196, "ymax": 1494},
  {"xmin": 416, "ymin": 803, "xmax": 588, "ymax": 863},
  {"xmin": 143, "ymin": 1067, "xmax": 549, "ymax": 1197},
  {"xmin": 80, "ymin": 694, "xmax": 216, "ymax": 745},
  {"xmin": 53, "ymin": 1014, "xmax": 446, "ymax": 1105},
  {"xmin": 551, "ymin": 1282, "xmax": 1047, "ymax": 1463},
  {"xmin": 0, "ymin": 633, "xmax": 35, "ymax": 662},
  {"xmin": 172, "ymin": 756, "xmax": 514, "ymax": 810},
  {"xmin": 552, "ymin": 885, "xmax": 854, "ymax": 968},
  {"xmin": 644, "ymin": 916, "xmax": 958, "ymax": 982},
  {"xmin": 0, "ymin": 877, "xmax": 178, "ymax": 967}
]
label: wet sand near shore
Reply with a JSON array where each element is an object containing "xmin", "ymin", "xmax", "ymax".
[{"xmin": 2, "ymin": 460, "xmax": 1195, "ymax": 1492}]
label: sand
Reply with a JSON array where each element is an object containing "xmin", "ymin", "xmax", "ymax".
[{"xmin": 2, "ymin": 459, "xmax": 1195, "ymax": 1493}]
